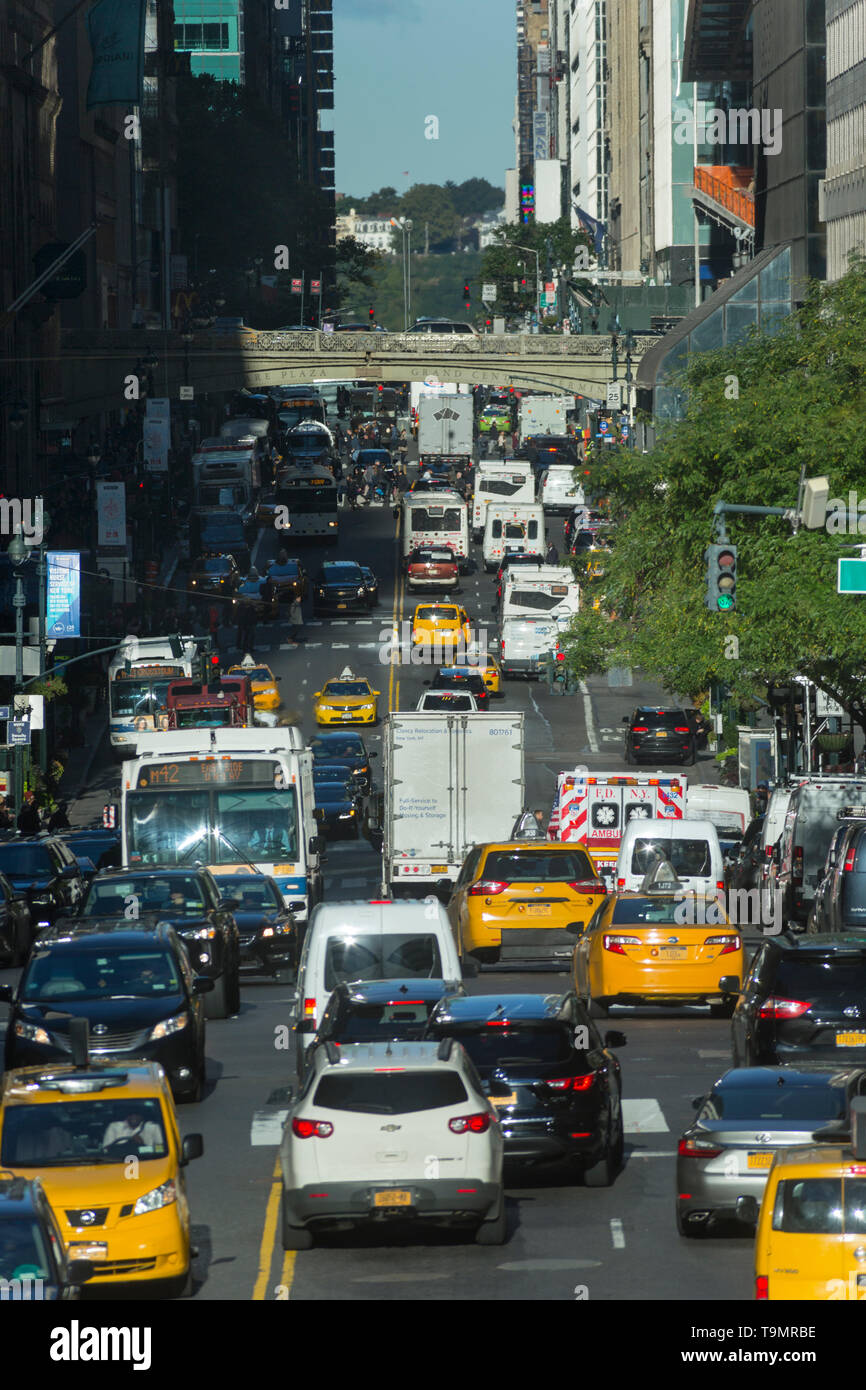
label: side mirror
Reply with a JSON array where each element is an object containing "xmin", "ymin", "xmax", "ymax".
[
  {"xmin": 718, "ymin": 975, "xmax": 740, "ymax": 995},
  {"xmin": 181, "ymin": 1133, "xmax": 204, "ymax": 1164},
  {"xmin": 192, "ymin": 975, "xmax": 215, "ymax": 994},
  {"xmin": 735, "ymin": 1195, "xmax": 759, "ymax": 1225},
  {"xmin": 295, "ymin": 1018, "xmax": 315, "ymax": 1034},
  {"xmin": 276, "ymin": 676, "xmax": 282, "ymax": 682},
  {"xmin": 65, "ymin": 1258, "xmax": 94, "ymax": 1286},
  {"xmin": 461, "ymin": 957, "xmax": 479, "ymax": 979},
  {"xmin": 220, "ymin": 897, "xmax": 240, "ymax": 911},
  {"xmin": 372, "ymin": 691, "xmax": 380, "ymax": 698},
  {"xmin": 604, "ymin": 1030, "xmax": 627, "ymax": 1048},
  {"xmin": 312, "ymin": 691, "xmax": 321, "ymax": 700}
]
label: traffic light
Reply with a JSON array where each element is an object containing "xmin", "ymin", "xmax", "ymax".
[
  {"xmin": 463, "ymin": 282, "xmax": 470, "ymax": 308},
  {"xmin": 368, "ymin": 306, "xmax": 375, "ymax": 321},
  {"xmin": 704, "ymin": 543, "xmax": 737, "ymax": 612}
]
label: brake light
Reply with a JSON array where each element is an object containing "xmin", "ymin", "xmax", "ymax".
[
  {"xmin": 468, "ymin": 880, "xmax": 509, "ymax": 896},
  {"xmin": 677, "ymin": 1137, "xmax": 723, "ymax": 1159},
  {"xmin": 793, "ymin": 845, "xmax": 803, "ymax": 886},
  {"xmin": 386, "ymin": 1000, "xmax": 424, "ymax": 1006},
  {"xmin": 716, "ymin": 880, "xmax": 725, "ymax": 891},
  {"xmin": 631, "ymin": 725, "xmax": 648, "ymax": 733},
  {"xmin": 568, "ymin": 880, "xmax": 606, "ymax": 895},
  {"xmin": 292, "ymin": 1118, "xmax": 334, "ymax": 1139},
  {"xmin": 674, "ymin": 726, "xmax": 690, "ymax": 733},
  {"xmin": 756, "ymin": 1275, "xmax": 768, "ymax": 1300},
  {"xmin": 758, "ymin": 996, "xmax": 812, "ymax": 1019},
  {"xmin": 303, "ymin": 998, "xmax": 316, "ymax": 1017},
  {"xmin": 844, "ymin": 844, "xmax": 857, "ymax": 872},
  {"xmin": 546, "ymin": 1074, "xmax": 596, "ymax": 1091},
  {"xmin": 449, "ymin": 1112, "xmax": 492, "ymax": 1134},
  {"xmin": 486, "ymin": 1020, "xmax": 511, "ymax": 1027},
  {"xmin": 617, "ymin": 878, "xmax": 625, "ymax": 890},
  {"xmin": 603, "ymin": 934, "xmax": 641, "ymax": 954},
  {"xmin": 704, "ymin": 934, "xmax": 741, "ymax": 955}
]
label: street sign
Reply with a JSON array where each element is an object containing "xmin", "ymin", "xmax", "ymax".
[
  {"xmin": 14, "ymin": 694, "xmax": 43, "ymax": 731},
  {"xmin": 481, "ymin": 283, "xmax": 496, "ymax": 302},
  {"xmin": 816, "ymin": 689, "xmax": 845, "ymax": 718},
  {"xmin": 8, "ymin": 720, "xmax": 30, "ymax": 747},
  {"xmin": 838, "ymin": 558, "xmax": 866, "ymax": 594},
  {"xmin": 597, "ymin": 418, "xmax": 610, "ymax": 434},
  {"xmin": 291, "ymin": 278, "xmax": 302, "ymax": 294},
  {"xmin": 179, "ymin": 385, "xmax": 194, "ymax": 401},
  {"xmin": 606, "ymin": 382, "xmax": 622, "ymax": 409},
  {"xmin": 311, "ymin": 279, "xmax": 321, "ymax": 294},
  {"xmin": 0, "ymin": 707, "xmax": 10, "ymax": 720}
]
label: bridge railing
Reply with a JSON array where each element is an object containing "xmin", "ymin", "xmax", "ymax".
[{"xmin": 62, "ymin": 330, "xmax": 655, "ymax": 359}]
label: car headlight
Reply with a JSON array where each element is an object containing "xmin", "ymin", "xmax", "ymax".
[
  {"xmin": 14, "ymin": 1021, "xmax": 51, "ymax": 1045},
  {"xmin": 148, "ymin": 1011, "xmax": 188, "ymax": 1041},
  {"xmin": 357, "ymin": 586, "xmax": 365, "ymax": 597},
  {"xmin": 133, "ymin": 1180, "xmax": 177, "ymax": 1215},
  {"xmin": 30, "ymin": 894, "xmax": 54, "ymax": 907},
  {"xmin": 317, "ymin": 588, "xmax": 325, "ymax": 595},
  {"xmin": 338, "ymin": 810, "xmax": 356, "ymax": 819},
  {"xmin": 185, "ymin": 926, "xmax": 216, "ymax": 940}
]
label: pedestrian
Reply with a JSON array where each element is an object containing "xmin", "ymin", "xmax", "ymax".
[
  {"xmin": 545, "ymin": 540, "xmax": 559, "ymax": 565},
  {"xmin": 48, "ymin": 801, "xmax": 71, "ymax": 832},
  {"xmin": 497, "ymin": 431, "xmax": 507, "ymax": 459},
  {"xmin": 17, "ymin": 790, "xmax": 41, "ymax": 835},
  {"xmin": 288, "ymin": 596, "xmax": 305, "ymax": 643}
]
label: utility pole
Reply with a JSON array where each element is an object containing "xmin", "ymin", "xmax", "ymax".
[{"xmin": 424, "ymin": 222, "xmax": 429, "ymax": 255}]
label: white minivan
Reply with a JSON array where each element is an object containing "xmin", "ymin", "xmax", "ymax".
[
  {"xmin": 539, "ymin": 467, "xmax": 585, "ymax": 516},
  {"xmin": 615, "ymin": 818, "xmax": 725, "ymax": 895},
  {"xmin": 482, "ymin": 503, "xmax": 545, "ymax": 571},
  {"xmin": 294, "ymin": 900, "xmax": 465, "ymax": 1030},
  {"xmin": 499, "ymin": 615, "xmax": 561, "ymax": 678}
]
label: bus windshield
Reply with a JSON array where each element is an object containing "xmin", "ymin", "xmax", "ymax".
[
  {"xmin": 110, "ymin": 679, "xmax": 173, "ymax": 718},
  {"xmin": 275, "ymin": 485, "xmax": 337, "ymax": 515},
  {"xmin": 126, "ymin": 787, "xmax": 299, "ymax": 867}
]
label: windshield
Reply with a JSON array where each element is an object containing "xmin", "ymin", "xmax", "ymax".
[
  {"xmin": 320, "ymin": 566, "xmax": 362, "ymax": 584},
  {"xmin": 126, "ymin": 787, "xmax": 299, "ymax": 867},
  {"xmin": 268, "ymin": 562, "xmax": 300, "ymax": 578},
  {"xmin": 174, "ymin": 709, "xmax": 235, "ymax": 728},
  {"xmin": 0, "ymin": 1218, "xmax": 54, "ymax": 1281},
  {"xmin": 630, "ymin": 838, "xmax": 712, "ymax": 877},
  {"xmin": 21, "ymin": 947, "xmax": 181, "ymax": 1001},
  {"xmin": 324, "ymin": 934, "xmax": 443, "ymax": 991},
  {"xmin": 82, "ymin": 876, "xmax": 206, "ymax": 918},
  {"xmin": 311, "ymin": 736, "xmax": 365, "ymax": 759},
  {"xmin": 416, "ymin": 607, "xmax": 459, "ymax": 623},
  {"xmin": 482, "ymin": 849, "xmax": 595, "ymax": 882},
  {"xmin": 201, "ymin": 558, "xmax": 232, "ymax": 573},
  {"xmin": 313, "ymin": 1071, "xmax": 466, "ymax": 1114},
  {"xmin": 0, "ymin": 846, "xmax": 53, "ymax": 877},
  {"xmin": 1, "ymin": 1098, "xmax": 169, "ymax": 1168},
  {"xmin": 609, "ymin": 897, "xmax": 692, "ymax": 924},
  {"xmin": 423, "ymin": 694, "xmax": 474, "ymax": 710},
  {"xmin": 110, "ymin": 679, "xmax": 174, "ymax": 719},
  {"xmin": 409, "ymin": 507, "xmax": 462, "ymax": 534},
  {"xmin": 322, "ymin": 682, "xmax": 370, "ymax": 697},
  {"xmin": 411, "ymin": 550, "xmax": 455, "ymax": 564},
  {"xmin": 236, "ymin": 668, "xmax": 271, "ymax": 683},
  {"xmin": 336, "ymin": 1000, "xmax": 440, "ymax": 1040},
  {"xmin": 276, "ymin": 486, "xmax": 337, "ymax": 515},
  {"xmin": 278, "ymin": 404, "xmax": 324, "ymax": 428},
  {"xmin": 218, "ymin": 877, "xmax": 283, "ymax": 911}
]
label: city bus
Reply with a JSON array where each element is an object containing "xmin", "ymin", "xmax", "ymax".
[
  {"xmin": 108, "ymin": 635, "xmax": 201, "ymax": 760},
  {"xmin": 120, "ymin": 728, "xmax": 321, "ymax": 925},
  {"xmin": 276, "ymin": 394, "xmax": 326, "ymax": 431},
  {"xmin": 402, "ymin": 490, "xmax": 469, "ymax": 569},
  {"xmin": 274, "ymin": 465, "xmax": 339, "ymax": 543}
]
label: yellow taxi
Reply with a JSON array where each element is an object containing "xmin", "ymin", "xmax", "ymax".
[
  {"xmin": 411, "ymin": 603, "xmax": 471, "ymax": 653},
  {"xmin": 572, "ymin": 890, "xmax": 743, "ymax": 1017},
  {"xmin": 312, "ymin": 667, "xmax": 379, "ymax": 726},
  {"xmin": 750, "ymin": 1120, "xmax": 866, "ymax": 1300},
  {"xmin": 227, "ymin": 658, "xmax": 282, "ymax": 711},
  {"xmin": 0, "ymin": 1056, "xmax": 203, "ymax": 1297},
  {"xmin": 441, "ymin": 647, "xmax": 501, "ymax": 694},
  {"xmin": 448, "ymin": 841, "xmax": 607, "ymax": 967}
]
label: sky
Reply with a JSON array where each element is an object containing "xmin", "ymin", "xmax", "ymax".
[{"xmin": 333, "ymin": 0, "xmax": 517, "ymax": 200}]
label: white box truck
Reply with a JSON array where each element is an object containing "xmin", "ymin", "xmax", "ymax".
[
  {"xmin": 519, "ymin": 395, "xmax": 574, "ymax": 443},
  {"xmin": 381, "ymin": 710, "xmax": 525, "ymax": 897},
  {"xmin": 418, "ymin": 393, "xmax": 474, "ymax": 471}
]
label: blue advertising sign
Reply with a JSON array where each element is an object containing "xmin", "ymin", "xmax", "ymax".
[
  {"xmin": 8, "ymin": 721, "xmax": 30, "ymax": 747},
  {"xmin": 86, "ymin": 0, "xmax": 146, "ymax": 110},
  {"xmin": 46, "ymin": 553, "xmax": 81, "ymax": 638}
]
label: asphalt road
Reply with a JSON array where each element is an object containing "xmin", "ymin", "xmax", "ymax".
[{"xmin": 2, "ymin": 474, "xmax": 756, "ymax": 1302}]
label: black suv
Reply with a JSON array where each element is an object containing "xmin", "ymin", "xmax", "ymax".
[
  {"xmin": 428, "ymin": 668, "xmax": 490, "ymax": 711},
  {"xmin": 623, "ymin": 707, "xmax": 696, "ymax": 765},
  {"xmin": 0, "ymin": 922, "xmax": 211, "ymax": 1102},
  {"xmin": 296, "ymin": 978, "xmax": 464, "ymax": 1081},
  {"xmin": 0, "ymin": 837, "xmax": 86, "ymax": 929},
  {"xmin": 731, "ymin": 933, "xmax": 866, "ymax": 1067},
  {"xmin": 0, "ymin": 1176, "xmax": 93, "ymax": 1299},
  {"xmin": 74, "ymin": 868, "xmax": 241, "ymax": 1019},
  {"xmin": 425, "ymin": 991, "xmax": 626, "ymax": 1185},
  {"xmin": 312, "ymin": 562, "xmax": 369, "ymax": 615}
]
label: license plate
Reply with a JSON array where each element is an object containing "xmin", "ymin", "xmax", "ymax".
[
  {"xmin": 374, "ymin": 1189, "xmax": 411, "ymax": 1208},
  {"xmin": 659, "ymin": 947, "xmax": 687, "ymax": 959},
  {"xmin": 656, "ymin": 731, "xmax": 667, "ymax": 738},
  {"xmin": 431, "ymin": 864, "xmax": 447, "ymax": 873},
  {"xmin": 837, "ymin": 1032, "xmax": 866, "ymax": 1046},
  {"xmin": 337, "ymin": 602, "xmax": 347, "ymax": 609},
  {"xmin": 490, "ymin": 1092, "xmax": 517, "ymax": 1107},
  {"xmin": 747, "ymin": 1152, "xmax": 774, "ymax": 1169},
  {"xmin": 525, "ymin": 904, "xmax": 550, "ymax": 916}
]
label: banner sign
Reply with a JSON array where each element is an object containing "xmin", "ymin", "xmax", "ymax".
[{"xmin": 86, "ymin": 0, "xmax": 147, "ymax": 110}]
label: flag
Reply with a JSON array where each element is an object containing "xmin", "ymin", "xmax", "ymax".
[
  {"xmin": 402, "ymin": 171, "xmax": 409, "ymax": 176},
  {"xmin": 86, "ymin": 0, "xmax": 146, "ymax": 110},
  {"xmin": 572, "ymin": 204, "xmax": 607, "ymax": 258}
]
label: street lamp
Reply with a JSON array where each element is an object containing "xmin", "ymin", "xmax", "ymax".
[
  {"xmin": 623, "ymin": 330, "xmax": 636, "ymax": 447},
  {"xmin": 390, "ymin": 217, "xmax": 413, "ymax": 329},
  {"xmin": 507, "ymin": 244, "xmax": 541, "ymax": 329}
]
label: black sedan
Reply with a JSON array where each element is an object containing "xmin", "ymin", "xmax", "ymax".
[
  {"xmin": 0, "ymin": 871, "xmax": 33, "ymax": 966},
  {"xmin": 425, "ymin": 991, "xmax": 626, "ymax": 1185},
  {"xmin": 74, "ymin": 868, "xmax": 241, "ymax": 1019},
  {"xmin": 215, "ymin": 873, "xmax": 298, "ymax": 978},
  {"xmin": 312, "ymin": 561, "xmax": 369, "ymax": 615},
  {"xmin": 0, "ymin": 922, "xmax": 211, "ymax": 1103},
  {"xmin": 312, "ymin": 769, "xmax": 362, "ymax": 839},
  {"xmin": 429, "ymin": 668, "xmax": 490, "ymax": 711},
  {"xmin": 309, "ymin": 732, "xmax": 375, "ymax": 795},
  {"xmin": 295, "ymin": 978, "xmax": 466, "ymax": 1081},
  {"xmin": 0, "ymin": 837, "xmax": 87, "ymax": 929}
]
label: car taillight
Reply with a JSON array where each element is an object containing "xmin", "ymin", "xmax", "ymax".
[
  {"xmin": 303, "ymin": 998, "xmax": 316, "ymax": 1017},
  {"xmin": 449, "ymin": 1112, "xmax": 492, "ymax": 1134},
  {"xmin": 755, "ymin": 1275, "xmax": 768, "ymax": 1300},
  {"xmin": 546, "ymin": 1074, "xmax": 596, "ymax": 1091},
  {"xmin": 603, "ymin": 934, "xmax": 641, "ymax": 954},
  {"xmin": 704, "ymin": 934, "xmax": 741, "ymax": 955},
  {"xmin": 617, "ymin": 878, "xmax": 625, "ymax": 890},
  {"xmin": 568, "ymin": 880, "xmax": 606, "ymax": 895},
  {"xmin": 793, "ymin": 846, "xmax": 803, "ymax": 885},
  {"xmin": 631, "ymin": 725, "xmax": 648, "ymax": 733},
  {"xmin": 844, "ymin": 844, "xmax": 857, "ymax": 872},
  {"xmin": 468, "ymin": 880, "xmax": 509, "ymax": 896},
  {"xmin": 758, "ymin": 996, "xmax": 812, "ymax": 1019},
  {"xmin": 292, "ymin": 1118, "xmax": 334, "ymax": 1139},
  {"xmin": 677, "ymin": 1137, "xmax": 723, "ymax": 1159},
  {"xmin": 674, "ymin": 726, "xmax": 690, "ymax": 734}
]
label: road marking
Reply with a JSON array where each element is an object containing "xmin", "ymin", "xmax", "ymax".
[
  {"xmin": 627, "ymin": 1150, "xmax": 677, "ymax": 1158},
  {"xmin": 528, "ymin": 684, "xmax": 552, "ymax": 738},
  {"xmin": 610, "ymin": 1219, "xmax": 626, "ymax": 1249},
  {"xmin": 698, "ymin": 1050, "xmax": 731, "ymax": 1059},
  {"xmin": 578, "ymin": 680, "xmax": 600, "ymax": 753},
  {"xmin": 331, "ymin": 621, "xmax": 349, "ymax": 626},
  {"xmin": 251, "ymin": 1109, "xmax": 289, "ymax": 1145},
  {"xmin": 278, "ymin": 1252, "xmax": 296, "ymax": 1300},
  {"xmin": 622, "ymin": 1099, "xmax": 669, "ymax": 1133},
  {"xmin": 307, "ymin": 620, "xmax": 323, "ymax": 625},
  {"xmin": 251, "ymin": 1157, "xmax": 283, "ymax": 1300}
]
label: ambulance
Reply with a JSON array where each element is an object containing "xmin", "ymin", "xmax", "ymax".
[{"xmin": 547, "ymin": 769, "xmax": 687, "ymax": 886}]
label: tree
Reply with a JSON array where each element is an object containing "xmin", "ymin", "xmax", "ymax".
[
  {"xmin": 449, "ymin": 178, "xmax": 504, "ymax": 217},
  {"xmin": 397, "ymin": 183, "xmax": 460, "ymax": 252},
  {"xmin": 560, "ymin": 258, "xmax": 866, "ymax": 729},
  {"xmin": 336, "ymin": 236, "xmax": 383, "ymax": 306},
  {"xmin": 478, "ymin": 218, "xmax": 593, "ymax": 318}
]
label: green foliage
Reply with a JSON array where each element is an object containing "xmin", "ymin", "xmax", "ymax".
[
  {"xmin": 336, "ymin": 237, "xmax": 383, "ymax": 302},
  {"xmin": 342, "ymin": 251, "xmax": 485, "ymax": 331},
  {"xmin": 341, "ymin": 178, "xmax": 503, "ymax": 228},
  {"xmin": 559, "ymin": 259, "xmax": 866, "ymax": 726},
  {"xmin": 478, "ymin": 219, "xmax": 594, "ymax": 317}
]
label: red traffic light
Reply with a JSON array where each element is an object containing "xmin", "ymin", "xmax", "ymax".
[{"xmin": 368, "ymin": 306, "xmax": 375, "ymax": 320}]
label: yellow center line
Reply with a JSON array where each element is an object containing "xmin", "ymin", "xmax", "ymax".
[{"xmin": 251, "ymin": 1157, "xmax": 283, "ymax": 1300}]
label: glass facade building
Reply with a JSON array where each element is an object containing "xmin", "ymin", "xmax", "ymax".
[{"xmin": 174, "ymin": 1, "xmax": 242, "ymax": 83}]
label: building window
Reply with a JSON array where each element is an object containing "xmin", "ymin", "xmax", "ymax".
[{"xmin": 175, "ymin": 23, "xmax": 231, "ymax": 51}]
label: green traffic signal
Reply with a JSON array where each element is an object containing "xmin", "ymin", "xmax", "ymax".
[
  {"xmin": 705, "ymin": 543, "xmax": 737, "ymax": 612},
  {"xmin": 717, "ymin": 595, "xmax": 734, "ymax": 611}
]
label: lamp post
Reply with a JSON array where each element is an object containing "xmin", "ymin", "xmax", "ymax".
[
  {"xmin": 623, "ymin": 330, "xmax": 636, "ymax": 447},
  {"xmin": 508, "ymin": 243, "xmax": 541, "ymax": 329},
  {"xmin": 390, "ymin": 217, "xmax": 413, "ymax": 329}
]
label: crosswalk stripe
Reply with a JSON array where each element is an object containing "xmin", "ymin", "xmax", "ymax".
[
  {"xmin": 622, "ymin": 1099, "xmax": 669, "ymax": 1133},
  {"xmin": 251, "ymin": 1110, "xmax": 289, "ymax": 1146}
]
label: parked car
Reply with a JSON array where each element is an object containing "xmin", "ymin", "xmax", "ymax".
[{"xmin": 0, "ymin": 837, "xmax": 87, "ymax": 931}]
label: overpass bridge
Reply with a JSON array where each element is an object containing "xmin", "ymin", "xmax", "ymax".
[{"xmin": 46, "ymin": 329, "xmax": 655, "ymax": 419}]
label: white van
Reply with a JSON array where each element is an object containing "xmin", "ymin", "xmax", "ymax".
[
  {"xmin": 615, "ymin": 818, "xmax": 725, "ymax": 895},
  {"xmin": 685, "ymin": 785, "xmax": 751, "ymax": 856},
  {"xmin": 482, "ymin": 502, "xmax": 545, "ymax": 571},
  {"xmin": 294, "ymin": 899, "xmax": 464, "ymax": 1029},
  {"xmin": 540, "ymin": 467, "xmax": 585, "ymax": 516},
  {"xmin": 499, "ymin": 615, "xmax": 561, "ymax": 678},
  {"xmin": 500, "ymin": 564, "xmax": 580, "ymax": 628},
  {"xmin": 760, "ymin": 785, "xmax": 793, "ymax": 887},
  {"xmin": 403, "ymin": 490, "xmax": 470, "ymax": 568},
  {"xmin": 471, "ymin": 462, "xmax": 535, "ymax": 540}
]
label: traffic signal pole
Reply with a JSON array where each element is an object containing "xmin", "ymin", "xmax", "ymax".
[{"xmin": 712, "ymin": 499, "xmax": 795, "ymax": 542}]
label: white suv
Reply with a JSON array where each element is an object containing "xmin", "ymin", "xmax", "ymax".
[{"xmin": 279, "ymin": 1040, "xmax": 505, "ymax": 1249}]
